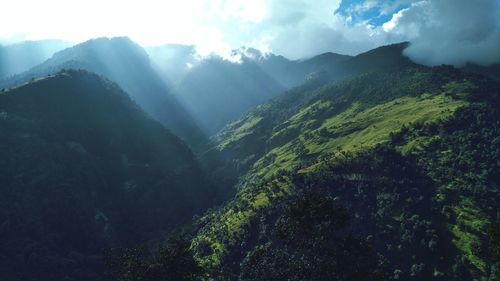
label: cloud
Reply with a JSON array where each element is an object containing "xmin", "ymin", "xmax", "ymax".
[
  {"xmin": 1, "ymin": 0, "xmax": 379, "ymax": 59},
  {"xmin": 260, "ymin": 0, "xmax": 500, "ymax": 65},
  {"xmin": 237, "ymin": 0, "xmax": 390, "ymax": 59},
  {"xmin": 388, "ymin": 0, "xmax": 500, "ymax": 66}
]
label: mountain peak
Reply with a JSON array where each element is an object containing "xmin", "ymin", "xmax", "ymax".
[
  {"xmin": 51, "ymin": 36, "xmax": 148, "ymax": 62},
  {"xmin": 1, "ymin": 37, "xmax": 207, "ymax": 147},
  {"xmin": 302, "ymin": 51, "xmax": 352, "ymax": 64},
  {"xmin": 355, "ymin": 41, "xmax": 410, "ymax": 59},
  {"xmin": 0, "ymin": 69, "xmax": 215, "ymax": 279}
]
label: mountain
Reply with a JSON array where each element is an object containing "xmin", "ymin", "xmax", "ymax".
[
  {"xmin": 250, "ymin": 48, "xmax": 352, "ymax": 88},
  {"xmin": 238, "ymin": 43, "xmax": 413, "ymax": 89},
  {"xmin": 148, "ymin": 45, "xmax": 288, "ymax": 134},
  {"xmin": 203, "ymin": 43, "xmax": 418, "ymax": 176},
  {"xmin": 185, "ymin": 59, "xmax": 500, "ymax": 280},
  {"xmin": 5, "ymin": 40, "xmax": 496, "ymax": 281},
  {"xmin": 147, "ymin": 45, "xmax": 353, "ymax": 134},
  {"xmin": 0, "ymin": 40, "xmax": 71, "ymax": 78},
  {"xmin": 0, "ymin": 70, "xmax": 216, "ymax": 280},
  {"xmin": 0, "ymin": 37, "xmax": 205, "ymax": 147},
  {"xmin": 148, "ymin": 43, "xmax": 413, "ymax": 135},
  {"xmin": 174, "ymin": 56, "xmax": 286, "ymax": 134}
]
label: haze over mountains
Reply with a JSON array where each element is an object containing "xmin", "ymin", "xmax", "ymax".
[
  {"xmin": 0, "ymin": 31, "xmax": 499, "ymax": 281},
  {"xmin": 2, "ymin": 37, "xmax": 499, "ymax": 138},
  {"xmin": 0, "ymin": 38, "xmax": 206, "ymax": 147},
  {"xmin": 148, "ymin": 42, "xmax": 416, "ymax": 134},
  {"xmin": 0, "ymin": 40, "xmax": 71, "ymax": 79}
]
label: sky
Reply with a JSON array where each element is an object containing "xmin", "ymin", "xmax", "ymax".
[{"xmin": 1, "ymin": 0, "xmax": 499, "ymax": 65}]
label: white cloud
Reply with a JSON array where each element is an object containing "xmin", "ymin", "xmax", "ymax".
[
  {"xmin": 386, "ymin": 0, "xmax": 500, "ymax": 66},
  {"xmin": 382, "ymin": 7, "xmax": 407, "ymax": 32}
]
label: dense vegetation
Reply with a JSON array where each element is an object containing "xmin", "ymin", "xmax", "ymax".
[
  {"xmin": 185, "ymin": 64, "xmax": 500, "ymax": 280},
  {"xmin": 105, "ymin": 235, "xmax": 205, "ymax": 281},
  {"xmin": 0, "ymin": 70, "xmax": 216, "ymax": 280},
  {"xmin": 208, "ymin": 65, "xmax": 464, "ymax": 178},
  {"xmin": 1, "ymin": 39, "xmax": 499, "ymax": 281}
]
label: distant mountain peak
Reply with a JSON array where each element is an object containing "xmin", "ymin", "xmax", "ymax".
[
  {"xmin": 355, "ymin": 41, "xmax": 410, "ymax": 58},
  {"xmin": 0, "ymin": 39, "xmax": 72, "ymax": 78},
  {"xmin": 0, "ymin": 36, "xmax": 207, "ymax": 147},
  {"xmin": 232, "ymin": 47, "xmax": 270, "ymax": 60}
]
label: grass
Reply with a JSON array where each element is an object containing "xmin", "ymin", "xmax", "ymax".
[
  {"xmin": 449, "ymin": 200, "xmax": 489, "ymax": 272},
  {"xmin": 309, "ymin": 94, "xmax": 464, "ymax": 153},
  {"xmin": 195, "ymin": 93, "xmax": 467, "ymax": 269},
  {"xmin": 217, "ymin": 116, "xmax": 263, "ymax": 149},
  {"xmin": 191, "ymin": 177, "xmax": 293, "ymax": 268},
  {"xmin": 196, "ymin": 86, "xmax": 471, "ymax": 270},
  {"xmin": 450, "ymin": 225, "xmax": 486, "ymax": 272},
  {"xmin": 252, "ymin": 142, "xmax": 299, "ymax": 178},
  {"xmin": 252, "ymin": 93, "xmax": 466, "ymax": 180}
]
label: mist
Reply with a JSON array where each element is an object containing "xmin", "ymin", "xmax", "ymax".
[{"xmin": 0, "ymin": 40, "xmax": 71, "ymax": 78}]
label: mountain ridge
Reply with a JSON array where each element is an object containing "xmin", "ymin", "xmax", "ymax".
[
  {"xmin": 0, "ymin": 37, "xmax": 206, "ymax": 147},
  {"xmin": 0, "ymin": 70, "xmax": 216, "ymax": 280}
]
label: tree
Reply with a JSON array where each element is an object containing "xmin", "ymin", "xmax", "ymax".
[
  {"xmin": 240, "ymin": 190, "xmax": 391, "ymax": 281},
  {"xmin": 105, "ymin": 236, "xmax": 205, "ymax": 281}
]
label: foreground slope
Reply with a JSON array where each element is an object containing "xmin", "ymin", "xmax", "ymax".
[
  {"xmin": 0, "ymin": 70, "xmax": 214, "ymax": 281},
  {"xmin": 190, "ymin": 65, "xmax": 500, "ymax": 280},
  {"xmin": 0, "ymin": 37, "xmax": 205, "ymax": 147}
]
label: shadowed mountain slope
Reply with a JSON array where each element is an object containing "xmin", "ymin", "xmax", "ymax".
[{"xmin": 0, "ymin": 70, "xmax": 216, "ymax": 280}]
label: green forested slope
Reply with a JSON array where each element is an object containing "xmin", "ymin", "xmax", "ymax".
[
  {"xmin": 187, "ymin": 66, "xmax": 500, "ymax": 280},
  {"xmin": 211, "ymin": 66, "xmax": 465, "ymax": 178}
]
